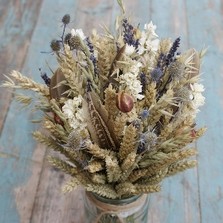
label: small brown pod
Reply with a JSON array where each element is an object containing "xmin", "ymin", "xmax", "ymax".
[
  {"xmin": 116, "ymin": 91, "xmax": 134, "ymax": 113},
  {"xmin": 53, "ymin": 113, "xmax": 64, "ymax": 125}
]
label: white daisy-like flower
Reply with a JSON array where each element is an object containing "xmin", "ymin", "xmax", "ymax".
[
  {"xmin": 119, "ymin": 72, "xmax": 144, "ymax": 100},
  {"xmin": 62, "ymin": 96, "xmax": 82, "ymax": 118},
  {"xmin": 137, "ymin": 45, "xmax": 145, "ymax": 55},
  {"xmin": 125, "ymin": 44, "xmax": 135, "ymax": 55},
  {"xmin": 122, "ymin": 59, "xmax": 142, "ymax": 75},
  {"xmin": 137, "ymin": 21, "xmax": 159, "ymax": 55},
  {"xmin": 191, "ymin": 83, "xmax": 205, "ymax": 93},
  {"xmin": 190, "ymin": 83, "xmax": 205, "ymax": 112},
  {"xmin": 69, "ymin": 108, "xmax": 87, "ymax": 130},
  {"xmin": 145, "ymin": 38, "xmax": 160, "ymax": 52},
  {"xmin": 144, "ymin": 21, "xmax": 158, "ymax": 38},
  {"xmin": 62, "ymin": 100, "xmax": 76, "ymax": 119},
  {"xmin": 192, "ymin": 93, "xmax": 205, "ymax": 109},
  {"xmin": 137, "ymin": 32, "xmax": 147, "ymax": 55},
  {"xmin": 130, "ymin": 61, "xmax": 142, "ymax": 74},
  {"xmin": 71, "ymin": 28, "xmax": 86, "ymax": 40},
  {"xmin": 62, "ymin": 95, "xmax": 86, "ymax": 130}
]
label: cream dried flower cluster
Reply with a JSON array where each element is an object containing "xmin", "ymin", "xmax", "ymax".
[{"xmin": 2, "ymin": 2, "xmax": 206, "ymax": 199}]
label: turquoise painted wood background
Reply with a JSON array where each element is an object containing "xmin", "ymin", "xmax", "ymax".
[{"xmin": 0, "ymin": 0, "xmax": 222, "ymax": 222}]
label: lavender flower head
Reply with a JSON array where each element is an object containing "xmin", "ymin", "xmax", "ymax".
[{"xmin": 122, "ymin": 18, "xmax": 139, "ymax": 49}]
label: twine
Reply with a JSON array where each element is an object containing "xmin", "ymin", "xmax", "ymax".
[{"xmin": 86, "ymin": 192, "xmax": 147, "ymax": 223}]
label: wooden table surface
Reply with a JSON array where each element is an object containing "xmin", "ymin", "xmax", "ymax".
[{"xmin": 0, "ymin": 0, "xmax": 223, "ymax": 222}]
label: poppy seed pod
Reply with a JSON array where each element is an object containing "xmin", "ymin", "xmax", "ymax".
[{"xmin": 116, "ymin": 91, "xmax": 134, "ymax": 113}]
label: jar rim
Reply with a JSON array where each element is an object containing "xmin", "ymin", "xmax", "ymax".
[{"xmin": 87, "ymin": 191, "xmax": 142, "ymax": 205}]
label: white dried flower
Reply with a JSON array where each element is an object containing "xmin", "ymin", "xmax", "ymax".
[
  {"xmin": 144, "ymin": 21, "xmax": 158, "ymax": 38},
  {"xmin": 192, "ymin": 93, "xmax": 205, "ymax": 109},
  {"xmin": 69, "ymin": 108, "xmax": 87, "ymax": 130},
  {"xmin": 190, "ymin": 83, "xmax": 205, "ymax": 112},
  {"xmin": 119, "ymin": 72, "xmax": 144, "ymax": 100},
  {"xmin": 191, "ymin": 83, "xmax": 205, "ymax": 93},
  {"xmin": 137, "ymin": 21, "xmax": 159, "ymax": 55},
  {"xmin": 71, "ymin": 28, "xmax": 86, "ymax": 40},
  {"xmin": 62, "ymin": 95, "xmax": 86, "ymax": 130},
  {"xmin": 125, "ymin": 44, "xmax": 135, "ymax": 55},
  {"xmin": 146, "ymin": 38, "xmax": 160, "ymax": 52},
  {"xmin": 62, "ymin": 96, "xmax": 82, "ymax": 118},
  {"xmin": 130, "ymin": 61, "xmax": 142, "ymax": 74}
]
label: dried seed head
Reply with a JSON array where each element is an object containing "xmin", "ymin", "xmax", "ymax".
[
  {"xmin": 168, "ymin": 61, "xmax": 185, "ymax": 79},
  {"xmin": 139, "ymin": 109, "xmax": 149, "ymax": 119},
  {"xmin": 137, "ymin": 131, "xmax": 157, "ymax": 154},
  {"xmin": 62, "ymin": 14, "xmax": 70, "ymax": 25},
  {"xmin": 176, "ymin": 87, "xmax": 193, "ymax": 102},
  {"xmin": 67, "ymin": 131, "xmax": 86, "ymax": 150},
  {"xmin": 151, "ymin": 67, "xmax": 163, "ymax": 82},
  {"xmin": 116, "ymin": 91, "xmax": 134, "ymax": 113},
  {"xmin": 144, "ymin": 131, "xmax": 157, "ymax": 148},
  {"xmin": 50, "ymin": 39, "xmax": 61, "ymax": 52},
  {"xmin": 68, "ymin": 36, "xmax": 81, "ymax": 50}
]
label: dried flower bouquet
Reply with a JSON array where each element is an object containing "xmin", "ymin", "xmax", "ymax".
[{"xmin": 2, "ymin": 0, "xmax": 206, "ymax": 199}]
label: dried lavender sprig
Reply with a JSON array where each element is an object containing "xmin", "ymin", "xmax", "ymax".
[
  {"xmin": 157, "ymin": 53, "xmax": 165, "ymax": 69},
  {"xmin": 140, "ymin": 72, "xmax": 147, "ymax": 93},
  {"xmin": 165, "ymin": 37, "xmax": 181, "ymax": 66},
  {"xmin": 86, "ymin": 37, "xmax": 99, "ymax": 76},
  {"xmin": 137, "ymin": 141, "xmax": 146, "ymax": 154},
  {"xmin": 39, "ymin": 68, "xmax": 51, "ymax": 86},
  {"xmin": 122, "ymin": 18, "xmax": 139, "ymax": 49}
]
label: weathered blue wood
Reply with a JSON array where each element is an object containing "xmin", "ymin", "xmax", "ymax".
[
  {"xmin": 145, "ymin": 1, "xmax": 201, "ymax": 222},
  {"xmin": 30, "ymin": 1, "xmax": 116, "ymax": 222},
  {"xmin": 186, "ymin": 0, "xmax": 223, "ymax": 222},
  {"xmin": 0, "ymin": 0, "xmax": 79, "ymax": 222},
  {"xmin": 0, "ymin": 0, "xmax": 43, "ymax": 133}
]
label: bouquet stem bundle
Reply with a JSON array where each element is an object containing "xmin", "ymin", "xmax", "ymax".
[{"xmin": 2, "ymin": 0, "xmax": 206, "ymax": 199}]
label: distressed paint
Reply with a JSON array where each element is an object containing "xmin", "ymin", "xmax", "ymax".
[
  {"xmin": 0, "ymin": 0, "xmax": 43, "ymax": 133},
  {"xmin": 14, "ymin": 146, "xmax": 46, "ymax": 223},
  {"xmin": 30, "ymin": 0, "xmax": 115, "ymax": 222},
  {"xmin": 0, "ymin": 0, "xmax": 79, "ymax": 222},
  {"xmin": 186, "ymin": 0, "xmax": 223, "ymax": 222},
  {"xmin": 146, "ymin": 1, "xmax": 200, "ymax": 222}
]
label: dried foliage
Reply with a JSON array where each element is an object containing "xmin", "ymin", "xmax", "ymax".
[{"xmin": 2, "ymin": 0, "xmax": 206, "ymax": 199}]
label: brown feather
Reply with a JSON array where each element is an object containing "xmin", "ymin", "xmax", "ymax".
[
  {"xmin": 86, "ymin": 91, "xmax": 117, "ymax": 150},
  {"xmin": 49, "ymin": 68, "xmax": 70, "ymax": 99}
]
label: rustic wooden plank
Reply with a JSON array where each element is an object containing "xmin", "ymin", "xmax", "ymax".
[
  {"xmin": 30, "ymin": 163, "xmax": 85, "ymax": 223},
  {"xmin": 146, "ymin": 1, "xmax": 201, "ymax": 222},
  {"xmin": 29, "ymin": 1, "xmax": 114, "ymax": 223},
  {"xmin": 0, "ymin": 0, "xmax": 82, "ymax": 222},
  {"xmin": 186, "ymin": 0, "xmax": 223, "ymax": 222},
  {"xmin": 0, "ymin": 1, "xmax": 45, "ymax": 221},
  {"xmin": 0, "ymin": 0, "xmax": 43, "ymax": 134},
  {"xmin": 75, "ymin": 0, "xmax": 113, "ymax": 34}
]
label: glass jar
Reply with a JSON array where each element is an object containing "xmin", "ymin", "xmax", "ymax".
[{"xmin": 84, "ymin": 191, "xmax": 149, "ymax": 223}]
